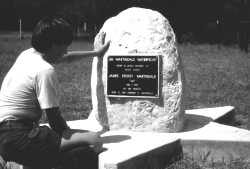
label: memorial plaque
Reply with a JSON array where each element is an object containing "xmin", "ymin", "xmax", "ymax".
[{"xmin": 107, "ymin": 55, "xmax": 159, "ymax": 98}]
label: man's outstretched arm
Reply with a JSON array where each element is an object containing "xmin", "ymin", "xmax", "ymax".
[{"xmin": 63, "ymin": 41, "xmax": 110, "ymax": 59}]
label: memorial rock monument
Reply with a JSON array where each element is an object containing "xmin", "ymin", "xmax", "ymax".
[{"xmin": 88, "ymin": 7, "xmax": 185, "ymax": 132}]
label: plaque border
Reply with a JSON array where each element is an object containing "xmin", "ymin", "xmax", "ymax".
[{"xmin": 106, "ymin": 54, "xmax": 160, "ymax": 98}]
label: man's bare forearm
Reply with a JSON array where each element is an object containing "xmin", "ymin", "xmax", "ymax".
[
  {"xmin": 64, "ymin": 51, "xmax": 97, "ymax": 58},
  {"xmin": 63, "ymin": 41, "xmax": 110, "ymax": 59},
  {"xmin": 43, "ymin": 107, "xmax": 69, "ymax": 135}
]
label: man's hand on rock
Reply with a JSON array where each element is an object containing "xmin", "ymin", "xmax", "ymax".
[{"xmin": 96, "ymin": 41, "xmax": 110, "ymax": 57}]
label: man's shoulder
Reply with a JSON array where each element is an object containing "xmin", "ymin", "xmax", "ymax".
[{"xmin": 19, "ymin": 48, "xmax": 55, "ymax": 74}]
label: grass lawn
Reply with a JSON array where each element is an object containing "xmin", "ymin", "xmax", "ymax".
[
  {"xmin": 1, "ymin": 35, "xmax": 250, "ymax": 168},
  {"xmin": 180, "ymin": 43, "xmax": 250, "ymax": 129}
]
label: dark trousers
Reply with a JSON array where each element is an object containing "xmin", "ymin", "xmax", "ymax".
[{"xmin": 0, "ymin": 120, "xmax": 98, "ymax": 169}]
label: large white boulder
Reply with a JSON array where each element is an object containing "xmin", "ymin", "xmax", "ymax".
[{"xmin": 89, "ymin": 7, "xmax": 185, "ymax": 132}]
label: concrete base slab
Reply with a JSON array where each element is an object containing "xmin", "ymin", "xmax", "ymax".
[
  {"xmin": 56, "ymin": 106, "xmax": 249, "ymax": 164},
  {"xmin": 183, "ymin": 106, "xmax": 235, "ymax": 132},
  {"xmin": 97, "ymin": 120, "xmax": 250, "ymax": 165},
  {"xmin": 42, "ymin": 120, "xmax": 183, "ymax": 169},
  {"xmin": 99, "ymin": 131, "xmax": 182, "ymax": 169},
  {"xmin": 185, "ymin": 106, "xmax": 234, "ymax": 121},
  {"xmin": 65, "ymin": 106, "xmax": 235, "ymax": 132},
  {"xmin": 61, "ymin": 121, "xmax": 183, "ymax": 169},
  {"xmin": 6, "ymin": 105, "xmax": 249, "ymax": 169},
  {"xmin": 65, "ymin": 106, "xmax": 249, "ymax": 164}
]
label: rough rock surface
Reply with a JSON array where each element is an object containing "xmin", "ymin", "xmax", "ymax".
[{"xmin": 88, "ymin": 7, "xmax": 185, "ymax": 132}]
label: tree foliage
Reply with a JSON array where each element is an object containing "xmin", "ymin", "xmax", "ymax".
[{"xmin": 1, "ymin": 0, "xmax": 250, "ymax": 43}]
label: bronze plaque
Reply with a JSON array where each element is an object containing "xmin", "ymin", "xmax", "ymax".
[{"xmin": 107, "ymin": 55, "xmax": 159, "ymax": 98}]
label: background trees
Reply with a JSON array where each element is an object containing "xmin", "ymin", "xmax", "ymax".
[{"xmin": 0, "ymin": 0, "xmax": 249, "ymax": 44}]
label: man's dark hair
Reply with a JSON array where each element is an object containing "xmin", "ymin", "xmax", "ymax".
[{"xmin": 31, "ymin": 17, "xmax": 73, "ymax": 53}]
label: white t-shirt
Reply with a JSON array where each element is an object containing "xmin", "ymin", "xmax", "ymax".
[{"xmin": 0, "ymin": 48, "xmax": 60, "ymax": 123}]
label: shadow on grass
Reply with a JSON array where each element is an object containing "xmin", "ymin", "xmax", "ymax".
[{"xmin": 182, "ymin": 114, "xmax": 212, "ymax": 132}]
